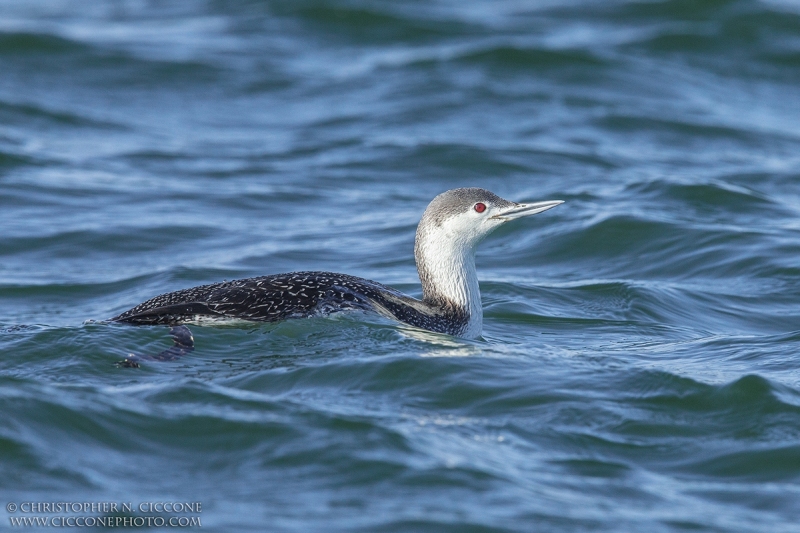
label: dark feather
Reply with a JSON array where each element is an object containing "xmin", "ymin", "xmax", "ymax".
[{"xmin": 112, "ymin": 271, "xmax": 468, "ymax": 336}]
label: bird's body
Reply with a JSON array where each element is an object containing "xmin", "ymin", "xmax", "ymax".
[
  {"xmin": 113, "ymin": 271, "xmax": 471, "ymax": 336},
  {"xmin": 112, "ymin": 188, "xmax": 562, "ymax": 353}
]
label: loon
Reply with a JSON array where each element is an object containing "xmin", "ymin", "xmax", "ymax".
[{"xmin": 112, "ymin": 188, "xmax": 561, "ymax": 364}]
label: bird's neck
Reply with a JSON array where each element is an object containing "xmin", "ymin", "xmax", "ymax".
[{"xmin": 414, "ymin": 236, "xmax": 483, "ymax": 337}]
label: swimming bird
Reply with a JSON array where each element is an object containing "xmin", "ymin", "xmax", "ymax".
[{"xmin": 112, "ymin": 188, "xmax": 561, "ymax": 363}]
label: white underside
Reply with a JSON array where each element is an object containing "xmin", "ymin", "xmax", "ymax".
[{"xmin": 181, "ymin": 315, "xmax": 259, "ymax": 326}]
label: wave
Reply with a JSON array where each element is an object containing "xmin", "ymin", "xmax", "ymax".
[
  {"xmin": 606, "ymin": 0, "xmax": 800, "ymax": 76},
  {"xmin": 617, "ymin": 372, "xmax": 800, "ymax": 479},
  {"xmin": 0, "ymin": 31, "xmax": 90, "ymax": 55},
  {"xmin": 597, "ymin": 114, "xmax": 770, "ymax": 144},
  {"xmin": 267, "ymin": 1, "xmax": 480, "ymax": 43},
  {"xmin": 0, "ymin": 100, "xmax": 124, "ymax": 130},
  {"xmin": 0, "ymin": 29, "xmax": 223, "ymax": 87},
  {"xmin": 455, "ymin": 44, "xmax": 606, "ymax": 70},
  {"xmin": 0, "ymin": 149, "xmax": 36, "ymax": 170}
]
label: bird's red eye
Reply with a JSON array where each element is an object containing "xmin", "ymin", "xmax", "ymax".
[{"xmin": 474, "ymin": 202, "xmax": 486, "ymax": 213}]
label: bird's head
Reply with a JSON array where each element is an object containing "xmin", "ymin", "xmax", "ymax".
[{"xmin": 415, "ymin": 188, "xmax": 563, "ymax": 253}]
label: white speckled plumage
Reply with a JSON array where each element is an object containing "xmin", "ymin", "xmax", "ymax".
[{"xmin": 113, "ymin": 188, "xmax": 562, "ymax": 339}]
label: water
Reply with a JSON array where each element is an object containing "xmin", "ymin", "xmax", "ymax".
[{"xmin": 2, "ymin": 0, "xmax": 800, "ymax": 531}]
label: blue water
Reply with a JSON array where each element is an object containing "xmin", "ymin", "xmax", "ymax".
[{"xmin": 2, "ymin": 0, "xmax": 800, "ymax": 531}]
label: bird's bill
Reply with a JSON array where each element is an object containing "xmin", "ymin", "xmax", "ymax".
[{"xmin": 492, "ymin": 200, "xmax": 564, "ymax": 220}]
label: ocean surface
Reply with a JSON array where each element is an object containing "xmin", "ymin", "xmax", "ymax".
[{"xmin": 2, "ymin": 0, "xmax": 800, "ymax": 531}]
